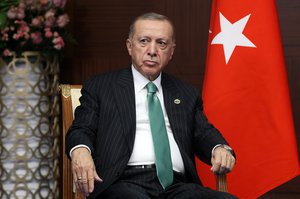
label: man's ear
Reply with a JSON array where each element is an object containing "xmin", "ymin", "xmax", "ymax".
[
  {"xmin": 169, "ymin": 43, "xmax": 176, "ymax": 60},
  {"xmin": 126, "ymin": 39, "xmax": 132, "ymax": 55}
]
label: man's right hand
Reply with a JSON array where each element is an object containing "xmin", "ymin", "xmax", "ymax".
[{"xmin": 71, "ymin": 147, "xmax": 103, "ymax": 197}]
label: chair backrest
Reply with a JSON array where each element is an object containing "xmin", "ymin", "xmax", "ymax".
[
  {"xmin": 59, "ymin": 84, "xmax": 228, "ymax": 198},
  {"xmin": 60, "ymin": 84, "xmax": 85, "ymax": 199}
]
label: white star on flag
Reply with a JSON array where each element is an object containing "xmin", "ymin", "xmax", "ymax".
[{"xmin": 211, "ymin": 12, "xmax": 256, "ymax": 64}]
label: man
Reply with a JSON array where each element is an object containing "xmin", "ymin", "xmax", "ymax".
[{"xmin": 66, "ymin": 12, "xmax": 236, "ymax": 198}]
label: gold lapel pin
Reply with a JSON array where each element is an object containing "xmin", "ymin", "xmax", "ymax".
[{"xmin": 174, "ymin": 99, "xmax": 181, "ymax": 104}]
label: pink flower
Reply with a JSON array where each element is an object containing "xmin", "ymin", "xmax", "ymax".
[
  {"xmin": 2, "ymin": 34, "xmax": 9, "ymax": 41},
  {"xmin": 39, "ymin": 0, "xmax": 49, "ymax": 6},
  {"xmin": 44, "ymin": 9, "xmax": 56, "ymax": 27},
  {"xmin": 56, "ymin": 14, "xmax": 69, "ymax": 28},
  {"xmin": 53, "ymin": 31, "xmax": 59, "ymax": 37},
  {"xmin": 13, "ymin": 20, "xmax": 30, "ymax": 40},
  {"xmin": 44, "ymin": 27, "xmax": 53, "ymax": 38},
  {"xmin": 13, "ymin": 33, "xmax": 20, "ymax": 40},
  {"xmin": 1, "ymin": 0, "xmax": 71, "ymax": 54},
  {"xmin": 18, "ymin": 3, "xmax": 26, "ymax": 9},
  {"xmin": 31, "ymin": 16, "xmax": 43, "ymax": 27},
  {"xmin": 24, "ymin": 0, "xmax": 34, "ymax": 6},
  {"xmin": 6, "ymin": 8, "xmax": 16, "ymax": 19},
  {"xmin": 53, "ymin": 0, "xmax": 67, "ymax": 8},
  {"xmin": 24, "ymin": 33, "xmax": 30, "ymax": 40},
  {"xmin": 7, "ymin": 7, "xmax": 18, "ymax": 19},
  {"xmin": 13, "ymin": 30, "xmax": 30, "ymax": 40},
  {"xmin": 52, "ymin": 35, "xmax": 65, "ymax": 49},
  {"xmin": 31, "ymin": 32, "xmax": 43, "ymax": 44},
  {"xmin": 1, "ymin": 28, "xmax": 9, "ymax": 41},
  {"xmin": 2, "ymin": 34, "xmax": 9, "ymax": 40},
  {"xmin": 16, "ymin": 20, "xmax": 30, "ymax": 32},
  {"xmin": 3, "ymin": 49, "xmax": 12, "ymax": 56},
  {"xmin": 45, "ymin": 9, "xmax": 56, "ymax": 18},
  {"xmin": 17, "ymin": 11, "xmax": 25, "ymax": 20},
  {"xmin": 7, "ymin": 4, "xmax": 25, "ymax": 20}
]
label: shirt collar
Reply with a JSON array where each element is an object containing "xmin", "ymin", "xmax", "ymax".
[{"xmin": 131, "ymin": 65, "xmax": 162, "ymax": 93}]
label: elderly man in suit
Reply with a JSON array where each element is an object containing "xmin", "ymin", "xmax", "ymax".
[{"xmin": 66, "ymin": 12, "xmax": 237, "ymax": 199}]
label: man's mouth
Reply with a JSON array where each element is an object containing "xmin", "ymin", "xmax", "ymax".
[{"xmin": 144, "ymin": 60, "xmax": 158, "ymax": 66}]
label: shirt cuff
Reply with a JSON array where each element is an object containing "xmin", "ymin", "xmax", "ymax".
[
  {"xmin": 212, "ymin": 144, "xmax": 222, "ymax": 155},
  {"xmin": 69, "ymin": 145, "xmax": 91, "ymax": 158}
]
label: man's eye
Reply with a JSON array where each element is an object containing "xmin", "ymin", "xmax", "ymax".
[
  {"xmin": 158, "ymin": 41, "xmax": 167, "ymax": 48},
  {"xmin": 139, "ymin": 39, "xmax": 148, "ymax": 45}
]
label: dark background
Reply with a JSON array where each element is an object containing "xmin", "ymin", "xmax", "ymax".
[{"xmin": 61, "ymin": 1, "xmax": 300, "ymax": 198}]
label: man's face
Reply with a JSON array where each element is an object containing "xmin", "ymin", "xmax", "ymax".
[{"xmin": 126, "ymin": 19, "xmax": 176, "ymax": 80}]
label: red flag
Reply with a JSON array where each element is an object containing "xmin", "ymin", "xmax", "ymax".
[{"xmin": 197, "ymin": 0, "xmax": 300, "ymax": 198}]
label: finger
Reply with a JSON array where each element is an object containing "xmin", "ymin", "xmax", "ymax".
[
  {"xmin": 76, "ymin": 178, "xmax": 88, "ymax": 197},
  {"xmin": 74, "ymin": 176, "xmax": 81, "ymax": 192},
  {"xmin": 72, "ymin": 161, "xmax": 79, "ymax": 182},
  {"xmin": 72, "ymin": 161, "xmax": 83, "ymax": 192},
  {"xmin": 77, "ymin": 170, "xmax": 86, "ymax": 194},
  {"xmin": 229, "ymin": 156, "xmax": 236, "ymax": 171},
  {"xmin": 87, "ymin": 168, "xmax": 95, "ymax": 193},
  {"xmin": 221, "ymin": 152, "xmax": 235, "ymax": 174},
  {"xmin": 226, "ymin": 154, "xmax": 232, "ymax": 172},
  {"xmin": 210, "ymin": 157, "xmax": 216, "ymax": 172},
  {"xmin": 78, "ymin": 175, "xmax": 85, "ymax": 194},
  {"xmin": 82, "ymin": 181, "xmax": 89, "ymax": 197},
  {"xmin": 81, "ymin": 170, "xmax": 90, "ymax": 196},
  {"xmin": 211, "ymin": 153, "xmax": 222, "ymax": 174},
  {"xmin": 87, "ymin": 168, "xmax": 104, "ymax": 194},
  {"xmin": 219, "ymin": 152, "xmax": 227, "ymax": 174},
  {"xmin": 76, "ymin": 170, "xmax": 87, "ymax": 194},
  {"xmin": 220, "ymin": 152, "xmax": 230, "ymax": 174},
  {"xmin": 94, "ymin": 170, "xmax": 103, "ymax": 182}
]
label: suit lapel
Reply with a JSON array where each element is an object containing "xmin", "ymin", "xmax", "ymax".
[
  {"xmin": 112, "ymin": 70, "xmax": 187, "ymax": 152},
  {"xmin": 113, "ymin": 67, "xmax": 136, "ymax": 151},
  {"xmin": 161, "ymin": 74, "xmax": 186, "ymax": 147}
]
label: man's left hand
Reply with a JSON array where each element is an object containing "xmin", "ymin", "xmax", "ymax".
[{"xmin": 211, "ymin": 146, "xmax": 236, "ymax": 174}]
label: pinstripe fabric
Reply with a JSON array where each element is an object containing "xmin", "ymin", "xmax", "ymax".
[
  {"xmin": 99, "ymin": 168, "xmax": 237, "ymax": 199},
  {"xmin": 66, "ymin": 67, "xmax": 229, "ymax": 199},
  {"xmin": 101, "ymin": 167, "xmax": 162, "ymax": 198}
]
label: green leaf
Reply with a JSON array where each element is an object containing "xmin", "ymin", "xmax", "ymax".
[
  {"xmin": 0, "ymin": 0, "xmax": 20, "ymax": 28},
  {"xmin": 0, "ymin": 12, "xmax": 7, "ymax": 28},
  {"xmin": 0, "ymin": 0, "xmax": 20, "ymax": 11}
]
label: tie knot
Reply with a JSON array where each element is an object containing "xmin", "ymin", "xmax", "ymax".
[{"xmin": 146, "ymin": 82, "xmax": 157, "ymax": 94}]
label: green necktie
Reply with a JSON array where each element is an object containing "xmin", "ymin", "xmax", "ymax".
[{"xmin": 146, "ymin": 82, "xmax": 173, "ymax": 189}]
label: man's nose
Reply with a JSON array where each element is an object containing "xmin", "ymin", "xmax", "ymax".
[{"xmin": 147, "ymin": 42, "xmax": 157, "ymax": 57}]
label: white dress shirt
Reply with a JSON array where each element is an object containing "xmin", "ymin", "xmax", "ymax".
[
  {"xmin": 69, "ymin": 66, "xmax": 224, "ymax": 173},
  {"xmin": 127, "ymin": 66, "xmax": 185, "ymax": 173}
]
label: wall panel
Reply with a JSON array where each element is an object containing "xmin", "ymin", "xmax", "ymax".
[
  {"xmin": 260, "ymin": 1, "xmax": 300, "ymax": 198},
  {"xmin": 61, "ymin": 0, "xmax": 210, "ymax": 88}
]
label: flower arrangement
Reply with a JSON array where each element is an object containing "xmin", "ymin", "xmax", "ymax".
[{"xmin": 0, "ymin": 0, "xmax": 73, "ymax": 57}]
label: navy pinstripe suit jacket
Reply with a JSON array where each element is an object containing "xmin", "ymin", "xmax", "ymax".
[{"xmin": 66, "ymin": 67, "xmax": 229, "ymax": 198}]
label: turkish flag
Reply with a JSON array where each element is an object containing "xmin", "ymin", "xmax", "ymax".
[{"xmin": 197, "ymin": 0, "xmax": 300, "ymax": 198}]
